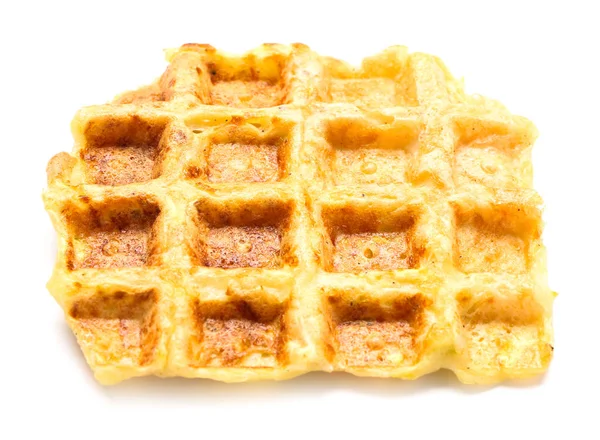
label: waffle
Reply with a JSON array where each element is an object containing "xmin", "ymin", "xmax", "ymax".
[{"xmin": 43, "ymin": 43, "xmax": 554, "ymax": 385}]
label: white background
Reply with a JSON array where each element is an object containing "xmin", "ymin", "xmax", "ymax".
[{"xmin": 1, "ymin": 1, "xmax": 599, "ymax": 438}]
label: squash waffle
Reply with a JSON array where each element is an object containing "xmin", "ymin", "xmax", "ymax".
[{"xmin": 43, "ymin": 44, "xmax": 553, "ymax": 385}]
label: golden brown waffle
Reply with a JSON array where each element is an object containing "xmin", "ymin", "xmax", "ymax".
[{"xmin": 43, "ymin": 43, "xmax": 554, "ymax": 385}]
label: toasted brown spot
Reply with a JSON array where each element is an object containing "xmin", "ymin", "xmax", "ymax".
[
  {"xmin": 82, "ymin": 115, "xmax": 168, "ymax": 186},
  {"xmin": 334, "ymin": 232, "xmax": 415, "ymax": 272},
  {"xmin": 322, "ymin": 205, "xmax": 422, "ymax": 272},
  {"xmin": 203, "ymin": 51, "xmax": 290, "ymax": 108},
  {"xmin": 192, "ymin": 198, "xmax": 295, "ymax": 269},
  {"xmin": 206, "ymin": 226, "xmax": 281, "ymax": 269},
  {"xmin": 69, "ymin": 290, "xmax": 159, "ymax": 367},
  {"xmin": 193, "ymin": 121, "xmax": 291, "ymax": 184},
  {"xmin": 328, "ymin": 292, "xmax": 429, "ymax": 367},
  {"xmin": 79, "ymin": 229, "xmax": 151, "ymax": 268},
  {"xmin": 66, "ymin": 198, "xmax": 160, "ymax": 270},
  {"xmin": 187, "ymin": 298, "xmax": 286, "ymax": 367},
  {"xmin": 337, "ymin": 321, "xmax": 414, "ymax": 365},
  {"xmin": 186, "ymin": 165, "xmax": 201, "ymax": 179},
  {"xmin": 83, "ymin": 146, "xmax": 158, "ymax": 186}
]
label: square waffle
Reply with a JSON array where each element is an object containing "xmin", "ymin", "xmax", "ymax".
[{"xmin": 43, "ymin": 44, "xmax": 554, "ymax": 385}]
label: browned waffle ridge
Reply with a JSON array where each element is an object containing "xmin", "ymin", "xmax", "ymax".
[{"xmin": 43, "ymin": 43, "xmax": 554, "ymax": 385}]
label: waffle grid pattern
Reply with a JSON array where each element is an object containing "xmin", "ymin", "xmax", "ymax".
[{"xmin": 44, "ymin": 44, "xmax": 553, "ymax": 385}]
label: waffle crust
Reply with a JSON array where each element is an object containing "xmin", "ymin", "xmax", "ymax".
[{"xmin": 43, "ymin": 44, "xmax": 554, "ymax": 385}]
